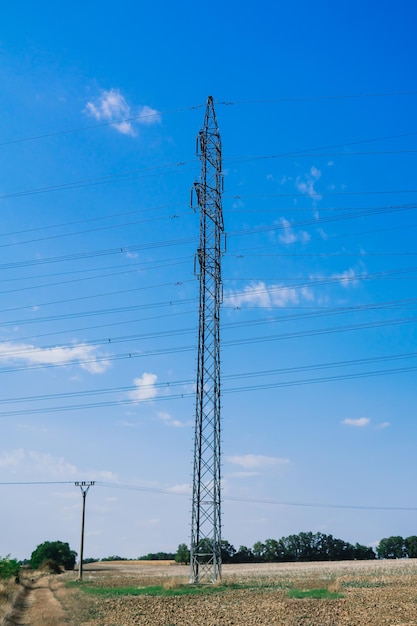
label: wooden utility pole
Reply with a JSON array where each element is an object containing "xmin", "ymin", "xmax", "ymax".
[{"xmin": 75, "ymin": 481, "xmax": 95, "ymax": 580}]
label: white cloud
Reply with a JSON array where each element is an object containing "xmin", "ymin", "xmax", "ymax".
[
  {"xmin": 156, "ymin": 411, "xmax": 189, "ymax": 428},
  {"xmin": 316, "ymin": 227, "xmax": 328, "ymax": 240},
  {"xmin": 278, "ymin": 217, "xmax": 311, "ymax": 244},
  {"xmin": 227, "ymin": 471, "xmax": 259, "ymax": 478},
  {"xmin": 0, "ymin": 448, "xmax": 25, "ymax": 470},
  {"xmin": 129, "ymin": 372, "xmax": 158, "ymax": 402},
  {"xmin": 376, "ymin": 421, "xmax": 391, "ymax": 430},
  {"xmin": 0, "ymin": 449, "xmax": 77, "ymax": 477},
  {"xmin": 342, "ymin": 417, "xmax": 370, "ymax": 427},
  {"xmin": 226, "ymin": 454, "xmax": 290, "ymax": 469},
  {"xmin": 168, "ymin": 483, "xmax": 191, "ymax": 494},
  {"xmin": 138, "ymin": 105, "xmax": 161, "ymax": 125},
  {"xmin": 84, "ymin": 89, "xmax": 161, "ymax": 136},
  {"xmin": 226, "ymin": 281, "xmax": 313, "ymax": 309},
  {"xmin": 296, "ymin": 166, "xmax": 322, "ymax": 201},
  {"xmin": 94, "ymin": 469, "xmax": 118, "ymax": 482},
  {"xmin": 0, "ymin": 341, "xmax": 111, "ymax": 374},
  {"xmin": 331, "ymin": 267, "xmax": 362, "ymax": 288},
  {"xmin": 0, "ymin": 449, "xmax": 117, "ymax": 482},
  {"xmin": 85, "ymin": 88, "xmax": 134, "ymax": 135},
  {"xmin": 28, "ymin": 451, "xmax": 78, "ymax": 477}
]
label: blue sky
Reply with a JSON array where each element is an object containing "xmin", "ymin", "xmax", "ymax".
[{"xmin": 1, "ymin": 0, "xmax": 417, "ymax": 561}]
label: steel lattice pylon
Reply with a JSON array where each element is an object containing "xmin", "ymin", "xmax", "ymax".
[{"xmin": 190, "ymin": 96, "xmax": 224, "ymax": 584}]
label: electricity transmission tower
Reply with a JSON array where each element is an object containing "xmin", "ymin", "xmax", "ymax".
[{"xmin": 190, "ymin": 96, "xmax": 224, "ymax": 584}]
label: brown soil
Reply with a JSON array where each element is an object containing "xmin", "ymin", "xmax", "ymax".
[
  {"xmin": 1, "ymin": 572, "xmax": 68, "ymax": 626},
  {"xmin": 2, "ymin": 559, "xmax": 417, "ymax": 625}
]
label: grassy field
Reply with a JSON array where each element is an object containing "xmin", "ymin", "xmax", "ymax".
[{"xmin": 2, "ymin": 559, "xmax": 417, "ymax": 625}]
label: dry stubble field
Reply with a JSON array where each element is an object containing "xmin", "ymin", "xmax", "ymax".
[{"xmin": 2, "ymin": 559, "xmax": 417, "ymax": 625}]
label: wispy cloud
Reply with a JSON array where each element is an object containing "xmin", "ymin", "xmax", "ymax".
[
  {"xmin": 342, "ymin": 417, "xmax": 370, "ymax": 427},
  {"xmin": 278, "ymin": 217, "xmax": 310, "ymax": 244},
  {"xmin": 331, "ymin": 267, "xmax": 362, "ymax": 288},
  {"xmin": 138, "ymin": 105, "xmax": 162, "ymax": 126},
  {"xmin": 84, "ymin": 88, "xmax": 161, "ymax": 136},
  {"xmin": 0, "ymin": 341, "xmax": 110, "ymax": 374},
  {"xmin": 156, "ymin": 411, "xmax": 190, "ymax": 428},
  {"xmin": 376, "ymin": 421, "xmax": 391, "ymax": 430},
  {"xmin": 168, "ymin": 483, "xmax": 191, "ymax": 494},
  {"xmin": 0, "ymin": 449, "xmax": 117, "ymax": 481},
  {"xmin": 310, "ymin": 266, "xmax": 365, "ymax": 290},
  {"xmin": 28, "ymin": 451, "xmax": 78, "ymax": 477},
  {"xmin": 226, "ymin": 454, "xmax": 290, "ymax": 469},
  {"xmin": 316, "ymin": 227, "xmax": 328, "ymax": 240},
  {"xmin": 226, "ymin": 281, "xmax": 313, "ymax": 309},
  {"xmin": 0, "ymin": 448, "xmax": 25, "ymax": 470},
  {"xmin": 129, "ymin": 372, "xmax": 158, "ymax": 402},
  {"xmin": 296, "ymin": 166, "xmax": 322, "ymax": 201},
  {"xmin": 227, "ymin": 471, "xmax": 259, "ymax": 478}
]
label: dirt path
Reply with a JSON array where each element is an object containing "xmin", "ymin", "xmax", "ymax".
[{"xmin": 3, "ymin": 574, "xmax": 69, "ymax": 626}]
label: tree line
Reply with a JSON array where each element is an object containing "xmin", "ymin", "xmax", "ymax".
[
  {"xmin": 175, "ymin": 532, "xmax": 417, "ymax": 564},
  {"xmin": 376, "ymin": 535, "xmax": 417, "ymax": 559},
  {"xmin": 3, "ymin": 531, "xmax": 416, "ymax": 582}
]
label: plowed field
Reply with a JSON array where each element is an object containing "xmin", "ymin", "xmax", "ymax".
[{"xmin": 3, "ymin": 559, "xmax": 417, "ymax": 625}]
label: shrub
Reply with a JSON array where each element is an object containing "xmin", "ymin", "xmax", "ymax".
[
  {"xmin": 30, "ymin": 541, "xmax": 77, "ymax": 570},
  {"xmin": 0, "ymin": 556, "xmax": 20, "ymax": 580}
]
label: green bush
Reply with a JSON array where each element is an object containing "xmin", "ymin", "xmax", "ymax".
[
  {"xmin": 30, "ymin": 541, "xmax": 77, "ymax": 570},
  {"xmin": 0, "ymin": 555, "xmax": 20, "ymax": 580}
]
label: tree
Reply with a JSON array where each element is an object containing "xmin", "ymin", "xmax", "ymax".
[
  {"xmin": 233, "ymin": 545, "xmax": 254, "ymax": 563},
  {"xmin": 376, "ymin": 536, "xmax": 405, "ymax": 559},
  {"xmin": 220, "ymin": 540, "xmax": 236, "ymax": 563},
  {"xmin": 0, "ymin": 555, "xmax": 20, "ymax": 580},
  {"xmin": 175, "ymin": 544, "xmax": 190, "ymax": 564},
  {"xmin": 354, "ymin": 543, "xmax": 376, "ymax": 560},
  {"xmin": 252, "ymin": 541, "xmax": 266, "ymax": 562},
  {"xmin": 405, "ymin": 536, "xmax": 417, "ymax": 559},
  {"xmin": 139, "ymin": 552, "xmax": 175, "ymax": 561},
  {"xmin": 263, "ymin": 538, "xmax": 281, "ymax": 562},
  {"xmin": 30, "ymin": 541, "xmax": 77, "ymax": 570}
]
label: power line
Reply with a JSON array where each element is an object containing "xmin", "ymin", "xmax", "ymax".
[
  {"xmin": 0, "ymin": 297, "xmax": 197, "ymax": 329},
  {"xmin": 1, "ymin": 91, "xmax": 415, "ymax": 149},
  {"xmin": 0, "ymin": 211, "xmax": 193, "ymax": 251},
  {"xmin": 0, "ymin": 103, "xmax": 205, "ymax": 147},
  {"xmin": 0, "ymin": 202, "xmax": 187, "ymax": 239},
  {"xmin": 227, "ymin": 149, "xmax": 417, "ymax": 162},
  {"xmin": 0, "ymin": 350, "xmax": 415, "ymax": 406},
  {"xmin": 0, "ymin": 256, "xmax": 191, "ymax": 285},
  {"xmin": 0, "ymin": 162, "xmax": 195, "ymax": 201},
  {"xmin": 0, "ymin": 359, "xmax": 416, "ymax": 414},
  {"xmin": 0, "ymin": 259, "xmax": 191, "ymax": 297},
  {"xmin": 1, "ymin": 479, "xmax": 416, "ymax": 512},
  {"xmin": 0, "ymin": 275, "xmax": 415, "ymax": 354},
  {"xmin": 2, "ymin": 201, "xmax": 415, "ymax": 254},
  {"xmin": 216, "ymin": 91, "xmax": 417, "ymax": 105},
  {"xmin": 1, "ymin": 201, "xmax": 415, "ymax": 273},
  {"xmin": 1, "ymin": 295, "xmax": 413, "ymax": 347},
  {"xmin": 0, "ymin": 301, "xmax": 416, "ymax": 376}
]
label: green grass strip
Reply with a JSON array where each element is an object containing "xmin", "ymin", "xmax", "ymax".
[
  {"xmin": 67, "ymin": 582, "xmax": 247, "ymax": 597},
  {"xmin": 288, "ymin": 588, "xmax": 344, "ymax": 600}
]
